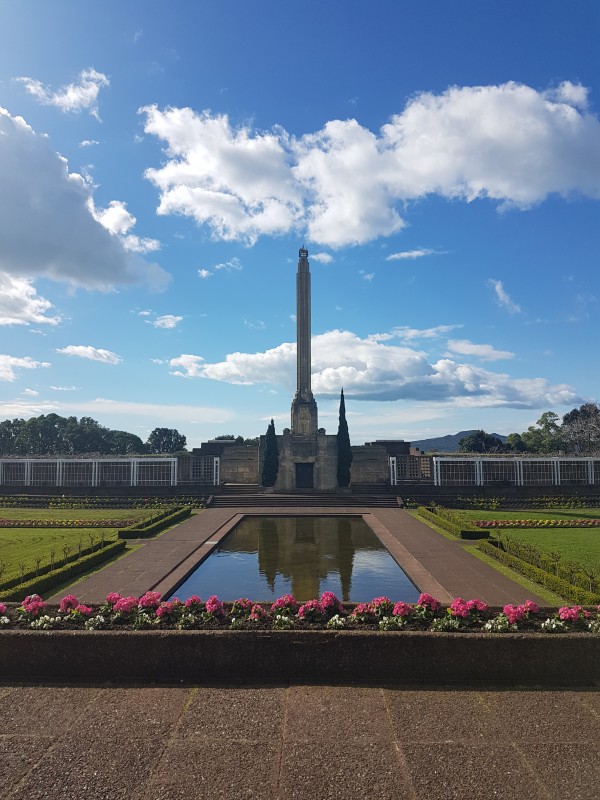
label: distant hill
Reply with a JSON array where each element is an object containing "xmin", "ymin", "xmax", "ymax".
[{"xmin": 412, "ymin": 430, "xmax": 508, "ymax": 453}]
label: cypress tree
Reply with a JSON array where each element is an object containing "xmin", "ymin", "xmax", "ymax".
[
  {"xmin": 261, "ymin": 418, "xmax": 279, "ymax": 487},
  {"xmin": 336, "ymin": 388, "xmax": 352, "ymax": 487}
]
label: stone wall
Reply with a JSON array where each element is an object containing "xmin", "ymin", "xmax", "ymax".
[
  {"xmin": 350, "ymin": 444, "xmax": 389, "ymax": 485},
  {"xmin": 220, "ymin": 445, "xmax": 260, "ymax": 484}
]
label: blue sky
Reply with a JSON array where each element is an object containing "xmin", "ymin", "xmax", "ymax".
[{"xmin": 0, "ymin": 0, "xmax": 598, "ymax": 447}]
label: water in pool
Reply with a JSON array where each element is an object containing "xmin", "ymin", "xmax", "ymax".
[{"xmin": 170, "ymin": 516, "xmax": 420, "ymax": 602}]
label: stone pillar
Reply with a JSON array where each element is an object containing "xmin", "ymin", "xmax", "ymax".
[{"xmin": 291, "ymin": 248, "xmax": 319, "ymax": 436}]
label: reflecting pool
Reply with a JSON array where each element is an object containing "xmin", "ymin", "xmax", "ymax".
[{"xmin": 170, "ymin": 516, "xmax": 420, "ymax": 602}]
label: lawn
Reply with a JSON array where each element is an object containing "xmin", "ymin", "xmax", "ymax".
[
  {"xmin": 459, "ymin": 509, "xmax": 600, "ymax": 570},
  {"xmin": 0, "ymin": 506, "xmax": 150, "ymax": 583},
  {"xmin": 0, "ymin": 529, "xmax": 120, "ymax": 582}
]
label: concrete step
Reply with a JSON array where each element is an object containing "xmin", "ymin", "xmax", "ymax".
[{"xmin": 209, "ymin": 493, "xmax": 399, "ymax": 508}]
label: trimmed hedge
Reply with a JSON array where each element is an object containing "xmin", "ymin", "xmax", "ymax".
[
  {"xmin": 117, "ymin": 505, "xmax": 191, "ymax": 539},
  {"xmin": 477, "ymin": 540, "xmax": 600, "ymax": 605},
  {"xmin": 0, "ymin": 540, "xmax": 126, "ymax": 602},
  {"xmin": 417, "ymin": 506, "xmax": 481, "ymax": 539}
]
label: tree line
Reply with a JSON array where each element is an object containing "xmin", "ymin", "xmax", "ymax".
[
  {"xmin": 458, "ymin": 403, "xmax": 600, "ymax": 455},
  {"xmin": 0, "ymin": 414, "xmax": 187, "ymax": 456}
]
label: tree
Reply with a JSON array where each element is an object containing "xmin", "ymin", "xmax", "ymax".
[
  {"xmin": 458, "ymin": 430, "xmax": 504, "ymax": 454},
  {"xmin": 260, "ymin": 419, "xmax": 279, "ymax": 487},
  {"xmin": 336, "ymin": 388, "xmax": 352, "ymax": 487},
  {"xmin": 106, "ymin": 430, "xmax": 147, "ymax": 455},
  {"xmin": 562, "ymin": 403, "xmax": 600, "ymax": 454},
  {"xmin": 520, "ymin": 412, "xmax": 562, "ymax": 453},
  {"xmin": 146, "ymin": 428, "xmax": 187, "ymax": 454},
  {"xmin": 504, "ymin": 433, "xmax": 526, "ymax": 453}
]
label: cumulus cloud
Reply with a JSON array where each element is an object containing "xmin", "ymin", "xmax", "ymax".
[
  {"xmin": 215, "ymin": 257, "xmax": 242, "ymax": 271},
  {"xmin": 198, "ymin": 269, "xmax": 212, "ymax": 279},
  {"xmin": 79, "ymin": 139, "xmax": 100, "ymax": 148},
  {"xmin": 91, "ymin": 199, "xmax": 161, "ymax": 254},
  {"xmin": 0, "ymin": 273, "xmax": 61, "ymax": 326},
  {"xmin": 0, "ymin": 355, "xmax": 50, "ymax": 382},
  {"xmin": 141, "ymin": 81, "xmax": 600, "ymax": 247},
  {"xmin": 167, "ymin": 329, "xmax": 576, "ymax": 408},
  {"xmin": 57, "ymin": 345, "xmax": 122, "ymax": 364},
  {"xmin": 310, "ymin": 252, "xmax": 333, "ymax": 264},
  {"xmin": 489, "ymin": 279, "xmax": 522, "ymax": 314},
  {"xmin": 149, "ymin": 314, "xmax": 183, "ymax": 329},
  {"xmin": 445, "ymin": 339, "xmax": 515, "ymax": 361},
  {"xmin": 15, "ymin": 68, "xmax": 109, "ymax": 119},
  {"xmin": 0, "ymin": 107, "xmax": 169, "ymax": 291},
  {"xmin": 23, "ymin": 388, "xmax": 39, "ymax": 396}
]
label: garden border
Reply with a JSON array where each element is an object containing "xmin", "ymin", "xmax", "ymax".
[{"xmin": 1, "ymin": 628, "xmax": 598, "ymax": 686}]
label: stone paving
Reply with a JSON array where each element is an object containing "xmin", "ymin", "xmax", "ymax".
[
  {"xmin": 0, "ymin": 683, "xmax": 598, "ymax": 799},
  {"xmin": 51, "ymin": 507, "xmax": 545, "ymax": 605}
]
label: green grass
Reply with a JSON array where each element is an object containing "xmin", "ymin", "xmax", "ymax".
[
  {"xmin": 0, "ymin": 529, "xmax": 119, "ymax": 582},
  {"xmin": 489, "ymin": 529, "xmax": 600, "ymax": 571}
]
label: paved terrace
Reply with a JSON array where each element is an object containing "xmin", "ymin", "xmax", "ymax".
[
  {"xmin": 51, "ymin": 507, "xmax": 545, "ymax": 605},
  {"xmin": 1, "ymin": 683, "xmax": 598, "ymax": 799}
]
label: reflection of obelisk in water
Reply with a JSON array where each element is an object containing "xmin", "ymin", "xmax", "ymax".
[{"xmin": 291, "ymin": 248, "xmax": 318, "ymax": 436}]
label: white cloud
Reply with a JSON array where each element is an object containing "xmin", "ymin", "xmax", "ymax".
[
  {"xmin": 0, "ymin": 108, "xmax": 169, "ymax": 290},
  {"xmin": 138, "ymin": 310, "xmax": 152, "ymax": 317},
  {"xmin": 386, "ymin": 249, "xmax": 436, "ymax": 261},
  {"xmin": 0, "ymin": 272, "xmax": 61, "ymax": 326},
  {"xmin": 198, "ymin": 269, "xmax": 212, "ymax": 279},
  {"xmin": 360, "ymin": 271, "xmax": 375, "ymax": 282},
  {"xmin": 445, "ymin": 339, "xmax": 515, "ymax": 361},
  {"xmin": 16, "ymin": 68, "xmax": 109, "ymax": 119},
  {"xmin": 369, "ymin": 324, "xmax": 463, "ymax": 343},
  {"xmin": 310, "ymin": 252, "xmax": 333, "ymax": 264},
  {"xmin": 92, "ymin": 199, "xmax": 161, "ymax": 254},
  {"xmin": 0, "ymin": 355, "xmax": 50, "ymax": 382},
  {"xmin": 489, "ymin": 279, "xmax": 522, "ymax": 314},
  {"xmin": 215, "ymin": 257, "xmax": 242, "ymax": 271},
  {"xmin": 22, "ymin": 388, "xmax": 39, "ymax": 396},
  {"xmin": 57, "ymin": 345, "xmax": 122, "ymax": 364},
  {"xmin": 244, "ymin": 319, "xmax": 266, "ymax": 330},
  {"xmin": 167, "ymin": 329, "xmax": 577, "ymax": 408},
  {"xmin": 141, "ymin": 81, "xmax": 600, "ymax": 247},
  {"xmin": 150, "ymin": 314, "xmax": 183, "ymax": 329},
  {"xmin": 79, "ymin": 139, "xmax": 100, "ymax": 148},
  {"xmin": 50, "ymin": 385, "xmax": 78, "ymax": 391},
  {"xmin": 61, "ymin": 397, "xmax": 234, "ymax": 425}
]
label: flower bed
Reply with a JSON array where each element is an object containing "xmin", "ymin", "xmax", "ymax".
[
  {"xmin": 0, "ymin": 518, "xmax": 132, "ymax": 528},
  {"xmin": 1, "ymin": 594, "xmax": 599, "ymax": 686},
  {"xmin": 473, "ymin": 518, "xmax": 600, "ymax": 528}
]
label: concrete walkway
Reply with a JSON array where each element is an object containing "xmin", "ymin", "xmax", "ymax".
[
  {"xmin": 1, "ymin": 683, "xmax": 598, "ymax": 799},
  {"xmin": 51, "ymin": 508, "xmax": 545, "ymax": 605}
]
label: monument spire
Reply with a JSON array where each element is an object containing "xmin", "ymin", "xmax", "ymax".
[{"xmin": 291, "ymin": 246, "xmax": 318, "ymax": 435}]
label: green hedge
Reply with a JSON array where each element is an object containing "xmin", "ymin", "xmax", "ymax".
[
  {"xmin": 478, "ymin": 540, "xmax": 599, "ymax": 605},
  {"xmin": 0, "ymin": 540, "xmax": 126, "ymax": 602},
  {"xmin": 416, "ymin": 506, "xmax": 482, "ymax": 538},
  {"xmin": 117, "ymin": 505, "xmax": 191, "ymax": 539}
]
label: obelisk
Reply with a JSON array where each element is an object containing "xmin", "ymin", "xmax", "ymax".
[{"xmin": 291, "ymin": 247, "xmax": 318, "ymax": 435}]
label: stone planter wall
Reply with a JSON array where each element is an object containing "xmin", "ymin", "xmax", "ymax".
[{"xmin": 1, "ymin": 630, "xmax": 598, "ymax": 685}]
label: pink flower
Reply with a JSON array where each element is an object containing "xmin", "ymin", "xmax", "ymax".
[
  {"xmin": 232, "ymin": 598, "xmax": 253, "ymax": 614},
  {"xmin": 320, "ymin": 591, "xmax": 343, "ymax": 614},
  {"xmin": 105, "ymin": 592, "xmax": 122, "ymax": 606},
  {"xmin": 74, "ymin": 604, "xmax": 93, "ymax": 616},
  {"xmin": 271, "ymin": 594, "xmax": 298, "ymax": 614},
  {"xmin": 418, "ymin": 593, "xmax": 441, "ymax": 612},
  {"xmin": 503, "ymin": 604, "xmax": 526, "ymax": 625},
  {"xmin": 249, "ymin": 604, "xmax": 267, "ymax": 621},
  {"xmin": 466, "ymin": 598, "xmax": 488, "ymax": 613},
  {"xmin": 298, "ymin": 599, "xmax": 326, "ymax": 622},
  {"xmin": 371, "ymin": 596, "xmax": 394, "ymax": 617},
  {"xmin": 139, "ymin": 591, "xmax": 161, "ymax": 609},
  {"xmin": 449, "ymin": 598, "xmax": 470, "ymax": 618},
  {"xmin": 205, "ymin": 595, "xmax": 224, "ymax": 616},
  {"xmin": 113, "ymin": 596, "xmax": 138, "ymax": 615},
  {"xmin": 392, "ymin": 601, "xmax": 413, "ymax": 618},
  {"xmin": 0, "ymin": 603, "xmax": 6, "ymax": 615},
  {"xmin": 350, "ymin": 603, "xmax": 377, "ymax": 623},
  {"xmin": 21, "ymin": 595, "xmax": 46, "ymax": 618},
  {"xmin": 522, "ymin": 600, "xmax": 539, "ymax": 615},
  {"xmin": 59, "ymin": 594, "xmax": 79, "ymax": 613},
  {"xmin": 558, "ymin": 605, "xmax": 582, "ymax": 622},
  {"xmin": 184, "ymin": 595, "xmax": 203, "ymax": 609},
  {"xmin": 156, "ymin": 600, "xmax": 180, "ymax": 620}
]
